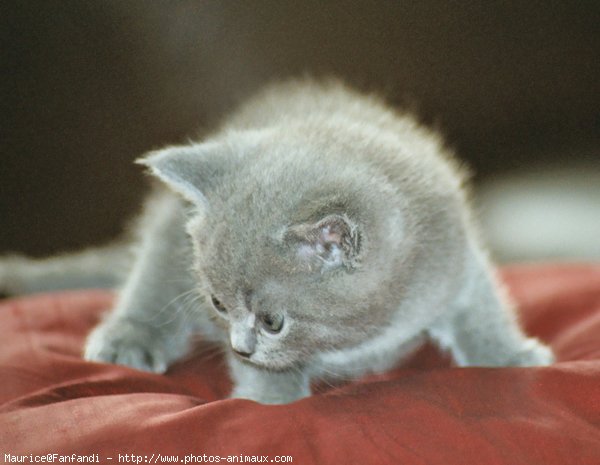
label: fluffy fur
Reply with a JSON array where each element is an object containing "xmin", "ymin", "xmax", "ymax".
[{"xmin": 1, "ymin": 79, "xmax": 553, "ymax": 404}]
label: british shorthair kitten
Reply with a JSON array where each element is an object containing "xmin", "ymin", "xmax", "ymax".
[{"xmin": 1, "ymin": 79, "xmax": 553, "ymax": 404}]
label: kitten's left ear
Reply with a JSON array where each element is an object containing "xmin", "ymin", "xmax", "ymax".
[
  {"xmin": 285, "ymin": 214, "xmax": 362, "ymax": 271},
  {"xmin": 136, "ymin": 142, "xmax": 226, "ymax": 206}
]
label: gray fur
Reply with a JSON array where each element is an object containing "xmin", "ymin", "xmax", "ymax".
[
  {"xmin": 0, "ymin": 79, "xmax": 553, "ymax": 404},
  {"xmin": 0, "ymin": 243, "xmax": 130, "ymax": 294}
]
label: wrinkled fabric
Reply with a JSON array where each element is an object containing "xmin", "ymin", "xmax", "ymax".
[{"xmin": 1, "ymin": 264, "xmax": 599, "ymax": 464}]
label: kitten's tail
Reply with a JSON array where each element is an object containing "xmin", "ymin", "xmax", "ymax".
[{"xmin": 0, "ymin": 242, "xmax": 133, "ymax": 296}]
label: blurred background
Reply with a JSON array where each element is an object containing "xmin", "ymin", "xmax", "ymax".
[{"xmin": 2, "ymin": 1, "xmax": 599, "ymax": 262}]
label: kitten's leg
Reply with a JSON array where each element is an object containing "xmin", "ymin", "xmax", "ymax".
[
  {"xmin": 228, "ymin": 356, "xmax": 311, "ymax": 404},
  {"xmin": 84, "ymin": 193, "xmax": 200, "ymax": 373},
  {"xmin": 428, "ymin": 247, "xmax": 554, "ymax": 367}
]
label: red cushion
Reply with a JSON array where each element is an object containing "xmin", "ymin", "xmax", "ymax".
[{"xmin": 2, "ymin": 264, "xmax": 600, "ymax": 464}]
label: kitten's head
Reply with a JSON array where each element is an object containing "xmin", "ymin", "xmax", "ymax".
[{"xmin": 139, "ymin": 130, "xmax": 403, "ymax": 370}]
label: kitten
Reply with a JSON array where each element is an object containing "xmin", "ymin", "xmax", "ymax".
[{"xmin": 1, "ymin": 79, "xmax": 553, "ymax": 404}]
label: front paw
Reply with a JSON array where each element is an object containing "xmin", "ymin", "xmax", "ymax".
[
  {"xmin": 84, "ymin": 318, "xmax": 170, "ymax": 373},
  {"xmin": 508, "ymin": 338, "xmax": 555, "ymax": 366}
]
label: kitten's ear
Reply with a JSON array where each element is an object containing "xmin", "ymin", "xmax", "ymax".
[
  {"xmin": 285, "ymin": 214, "xmax": 362, "ymax": 271},
  {"xmin": 136, "ymin": 143, "xmax": 225, "ymax": 206}
]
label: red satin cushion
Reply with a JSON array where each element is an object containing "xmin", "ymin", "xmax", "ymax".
[{"xmin": 1, "ymin": 264, "xmax": 599, "ymax": 464}]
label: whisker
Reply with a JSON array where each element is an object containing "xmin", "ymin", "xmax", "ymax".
[{"xmin": 196, "ymin": 344, "xmax": 227, "ymax": 363}]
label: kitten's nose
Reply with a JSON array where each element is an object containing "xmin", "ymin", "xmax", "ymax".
[
  {"xmin": 230, "ymin": 327, "xmax": 256, "ymax": 358},
  {"xmin": 232, "ymin": 348, "xmax": 252, "ymax": 358}
]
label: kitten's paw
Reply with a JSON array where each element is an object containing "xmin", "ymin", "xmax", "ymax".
[
  {"xmin": 508, "ymin": 338, "xmax": 555, "ymax": 366},
  {"xmin": 84, "ymin": 319, "xmax": 169, "ymax": 373}
]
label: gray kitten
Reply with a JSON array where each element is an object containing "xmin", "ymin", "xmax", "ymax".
[{"xmin": 1, "ymin": 79, "xmax": 553, "ymax": 404}]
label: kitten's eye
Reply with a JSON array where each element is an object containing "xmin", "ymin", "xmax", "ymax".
[
  {"xmin": 210, "ymin": 295, "xmax": 227, "ymax": 314},
  {"xmin": 261, "ymin": 313, "xmax": 284, "ymax": 334}
]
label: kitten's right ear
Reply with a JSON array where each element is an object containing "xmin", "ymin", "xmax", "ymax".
[
  {"xmin": 136, "ymin": 142, "xmax": 225, "ymax": 206},
  {"xmin": 283, "ymin": 214, "xmax": 362, "ymax": 272}
]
